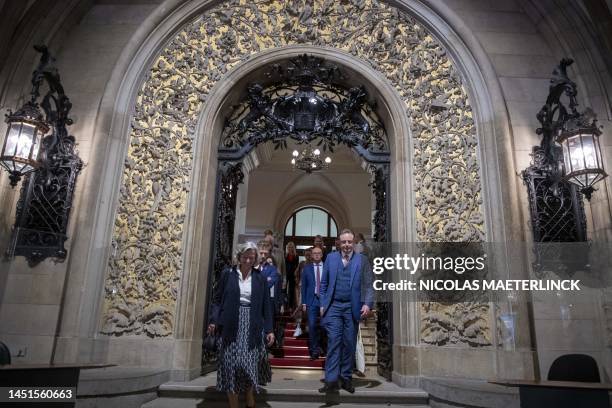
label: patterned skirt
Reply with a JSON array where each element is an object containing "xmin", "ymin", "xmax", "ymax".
[{"xmin": 217, "ymin": 305, "xmax": 271, "ymax": 393}]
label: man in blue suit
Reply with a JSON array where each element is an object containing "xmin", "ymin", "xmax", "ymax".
[
  {"xmin": 319, "ymin": 229, "xmax": 374, "ymax": 394},
  {"xmin": 258, "ymin": 240, "xmax": 282, "ymax": 312},
  {"xmin": 301, "ymin": 246, "xmax": 324, "ymax": 359},
  {"xmin": 258, "ymin": 240, "xmax": 282, "ymax": 345}
]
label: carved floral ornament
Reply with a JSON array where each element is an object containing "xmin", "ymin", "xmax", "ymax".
[{"xmin": 101, "ymin": 0, "xmax": 486, "ymax": 344}]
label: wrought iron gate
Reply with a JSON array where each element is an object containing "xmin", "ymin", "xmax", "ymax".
[{"xmin": 202, "ymin": 55, "xmax": 393, "ymax": 378}]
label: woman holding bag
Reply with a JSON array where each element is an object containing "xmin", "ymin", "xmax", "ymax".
[{"xmin": 208, "ymin": 242, "xmax": 275, "ymax": 408}]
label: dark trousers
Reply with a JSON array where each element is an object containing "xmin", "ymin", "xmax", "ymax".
[
  {"xmin": 286, "ymin": 276, "xmax": 296, "ymax": 309},
  {"xmin": 306, "ymin": 297, "xmax": 321, "ymax": 356},
  {"xmin": 271, "ymin": 297, "xmax": 284, "ymax": 347},
  {"xmin": 322, "ymin": 301, "xmax": 356, "ymax": 383}
]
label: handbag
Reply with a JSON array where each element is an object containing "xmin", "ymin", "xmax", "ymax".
[{"xmin": 355, "ymin": 326, "xmax": 366, "ymax": 375}]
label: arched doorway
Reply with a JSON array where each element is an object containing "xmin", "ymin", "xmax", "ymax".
[
  {"xmin": 89, "ymin": 0, "xmax": 524, "ymax": 384},
  {"xmin": 284, "ymin": 206, "xmax": 338, "ymax": 257},
  {"xmin": 203, "ymin": 54, "xmax": 393, "ymax": 377}
]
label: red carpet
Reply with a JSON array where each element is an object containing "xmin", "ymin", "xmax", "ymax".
[{"xmin": 270, "ymin": 316, "xmax": 324, "ymax": 369}]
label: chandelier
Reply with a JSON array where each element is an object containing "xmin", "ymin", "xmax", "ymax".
[{"xmin": 291, "ymin": 146, "xmax": 331, "ymax": 173}]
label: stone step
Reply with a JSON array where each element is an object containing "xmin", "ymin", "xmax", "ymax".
[
  {"xmin": 142, "ymin": 398, "xmax": 431, "ymax": 408},
  {"xmin": 151, "ymin": 371, "xmax": 429, "ymax": 407}
]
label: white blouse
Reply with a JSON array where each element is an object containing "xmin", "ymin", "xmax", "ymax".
[{"xmin": 236, "ymin": 268, "xmax": 252, "ymax": 305}]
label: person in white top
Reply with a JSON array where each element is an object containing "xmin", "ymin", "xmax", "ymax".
[{"xmin": 207, "ymin": 242, "xmax": 275, "ymax": 408}]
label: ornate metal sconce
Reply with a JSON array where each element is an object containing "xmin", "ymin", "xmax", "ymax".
[
  {"xmin": 522, "ymin": 58, "xmax": 607, "ymax": 242},
  {"xmin": 1, "ymin": 45, "xmax": 83, "ymax": 264}
]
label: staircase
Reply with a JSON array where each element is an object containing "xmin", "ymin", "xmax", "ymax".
[
  {"xmin": 141, "ymin": 315, "xmax": 430, "ymax": 407},
  {"xmin": 141, "ymin": 369, "xmax": 431, "ymax": 408},
  {"xmin": 269, "ymin": 311, "xmax": 379, "ymax": 371},
  {"xmin": 360, "ymin": 315, "xmax": 378, "ymax": 369},
  {"xmin": 270, "ymin": 313, "xmax": 325, "ymax": 369}
]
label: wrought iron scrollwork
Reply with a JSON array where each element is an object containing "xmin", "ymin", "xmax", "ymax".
[
  {"xmin": 522, "ymin": 59, "xmax": 587, "ymax": 243},
  {"xmin": 370, "ymin": 164, "xmax": 390, "ymax": 242},
  {"xmin": 369, "ymin": 163, "xmax": 393, "ymax": 379},
  {"xmin": 8, "ymin": 45, "xmax": 83, "ymax": 265},
  {"xmin": 212, "ymin": 162, "xmax": 244, "ymax": 281},
  {"xmin": 522, "ymin": 58, "xmax": 589, "ymax": 286},
  {"xmin": 202, "ymin": 161, "xmax": 244, "ymax": 369},
  {"xmin": 220, "ymin": 55, "xmax": 389, "ymax": 157},
  {"xmin": 523, "ymin": 151, "xmax": 586, "ymax": 243}
]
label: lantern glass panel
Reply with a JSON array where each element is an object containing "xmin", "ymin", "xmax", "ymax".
[
  {"xmin": 562, "ymin": 138, "xmax": 571, "ymax": 173},
  {"xmin": 4, "ymin": 123, "xmax": 22, "ymax": 156},
  {"xmin": 595, "ymin": 135, "xmax": 604, "ymax": 168},
  {"xmin": 16, "ymin": 123, "xmax": 36, "ymax": 159},
  {"xmin": 31, "ymin": 129, "xmax": 41, "ymax": 161},
  {"xmin": 579, "ymin": 134, "xmax": 596, "ymax": 169},
  {"xmin": 564, "ymin": 135, "xmax": 584, "ymax": 173}
]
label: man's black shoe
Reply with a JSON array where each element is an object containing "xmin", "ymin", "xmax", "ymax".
[
  {"xmin": 340, "ymin": 378, "xmax": 355, "ymax": 393},
  {"xmin": 318, "ymin": 382, "xmax": 339, "ymax": 393}
]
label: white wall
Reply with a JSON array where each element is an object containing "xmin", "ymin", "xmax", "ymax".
[{"xmin": 244, "ymin": 168, "xmax": 372, "ymax": 236}]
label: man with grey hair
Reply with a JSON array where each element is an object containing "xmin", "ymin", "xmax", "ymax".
[{"xmin": 319, "ymin": 229, "xmax": 374, "ymax": 394}]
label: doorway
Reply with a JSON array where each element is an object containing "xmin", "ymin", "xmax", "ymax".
[
  {"xmin": 202, "ymin": 54, "xmax": 392, "ymax": 378},
  {"xmin": 284, "ymin": 206, "xmax": 338, "ymax": 259}
]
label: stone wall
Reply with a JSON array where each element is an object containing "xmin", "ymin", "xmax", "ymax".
[
  {"xmin": 0, "ymin": 0, "xmax": 609, "ymax": 386},
  {"xmin": 0, "ymin": 0, "xmax": 161, "ymax": 365}
]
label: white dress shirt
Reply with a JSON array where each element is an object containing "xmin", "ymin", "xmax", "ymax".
[
  {"xmin": 342, "ymin": 250, "xmax": 354, "ymax": 267},
  {"xmin": 237, "ymin": 268, "xmax": 252, "ymax": 305},
  {"xmin": 313, "ymin": 262, "xmax": 323, "ymax": 295}
]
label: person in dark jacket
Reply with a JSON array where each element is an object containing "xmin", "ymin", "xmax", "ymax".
[
  {"xmin": 301, "ymin": 245, "xmax": 325, "ymax": 359},
  {"xmin": 208, "ymin": 242, "xmax": 275, "ymax": 408},
  {"xmin": 284, "ymin": 241, "xmax": 299, "ymax": 312},
  {"xmin": 258, "ymin": 240, "xmax": 283, "ymax": 347}
]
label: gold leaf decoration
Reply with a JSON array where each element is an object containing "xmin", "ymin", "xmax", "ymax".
[{"xmin": 101, "ymin": 0, "xmax": 486, "ymax": 339}]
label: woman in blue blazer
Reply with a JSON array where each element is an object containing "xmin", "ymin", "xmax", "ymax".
[{"xmin": 208, "ymin": 242, "xmax": 275, "ymax": 408}]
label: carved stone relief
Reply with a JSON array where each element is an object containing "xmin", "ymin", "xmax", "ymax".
[
  {"xmin": 420, "ymin": 302, "xmax": 491, "ymax": 346},
  {"xmin": 604, "ymin": 289, "xmax": 612, "ymax": 347},
  {"xmin": 101, "ymin": 0, "xmax": 485, "ymax": 339}
]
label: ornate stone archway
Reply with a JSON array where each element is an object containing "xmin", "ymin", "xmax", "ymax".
[{"xmin": 98, "ymin": 0, "xmax": 490, "ymax": 380}]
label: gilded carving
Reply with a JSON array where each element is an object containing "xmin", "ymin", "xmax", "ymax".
[
  {"xmin": 101, "ymin": 0, "xmax": 485, "ymax": 338},
  {"xmin": 420, "ymin": 302, "xmax": 491, "ymax": 346}
]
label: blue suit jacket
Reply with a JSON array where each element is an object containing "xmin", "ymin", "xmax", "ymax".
[
  {"xmin": 319, "ymin": 251, "xmax": 374, "ymax": 321},
  {"xmin": 301, "ymin": 262, "xmax": 323, "ymax": 307},
  {"xmin": 261, "ymin": 263, "xmax": 282, "ymax": 306},
  {"xmin": 260, "ymin": 264, "xmax": 278, "ymax": 286},
  {"xmin": 209, "ymin": 267, "xmax": 273, "ymax": 349}
]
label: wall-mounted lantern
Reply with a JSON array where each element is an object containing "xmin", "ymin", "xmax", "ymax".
[
  {"xmin": 532, "ymin": 58, "xmax": 607, "ymax": 200},
  {"xmin": 523, "ymin": 59, "xmax": 607, "ymax": 243},
  {"xmin": 0, "ymin": 102, "xmax": 48, "ymax": 187},
  {"xmin": 557, "ymin": 121, "xmax": 607, "ymax": 195},
  {"xmin": 1, "ymin": 45, "xmax": 82, "ymax": 264}
]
